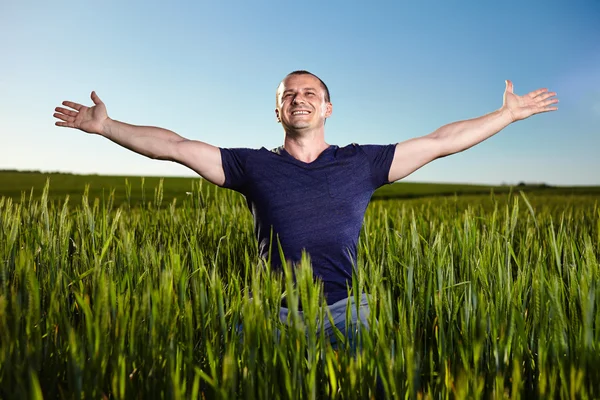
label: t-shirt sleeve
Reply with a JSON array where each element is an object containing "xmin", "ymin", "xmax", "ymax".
[
  {"xmin": 219, "ymin": 148, "xmax": 255, "ymax": 192},
  {"xmin": 360, "ymin": 144, "xmax": 397, "ymax": 188}
]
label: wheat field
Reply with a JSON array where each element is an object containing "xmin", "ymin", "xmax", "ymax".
[{"xmin": 1, "ymin": 180, "xmax": 599, "ymax": 399}]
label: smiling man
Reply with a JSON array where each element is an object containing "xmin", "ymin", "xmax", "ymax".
[
  {"xmin": 219, "ymin": 72, "xmax": 397, "ymax": 311},
  {"xmin": 53, "ymin": 70, "xmax": 558, "ymax": 347}
]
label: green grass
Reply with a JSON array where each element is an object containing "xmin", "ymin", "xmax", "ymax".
[
  {"xmin": 1, "ymin": 177, "xmax": 599, "ymax": 398},
  {"xmin": 3, "ymin": 170, "xmax": 599, "ymax": 206},
  {"xmin": 0, "ymin": 171, "xmax": 205, "ymax": 208}
]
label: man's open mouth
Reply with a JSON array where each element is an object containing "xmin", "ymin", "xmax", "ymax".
[{"xmin": 291, "ymin": 110, "xmax": 311, "ymax": 115}]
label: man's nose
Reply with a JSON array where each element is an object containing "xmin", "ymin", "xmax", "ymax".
[{"xmin": 292, "ymin": 95, "xmax": 305, "ymax": 104}]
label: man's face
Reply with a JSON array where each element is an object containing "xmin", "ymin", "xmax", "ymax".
[{"xmin": 275, "ymin": 74, "xmax": 332, "ymax": 132}]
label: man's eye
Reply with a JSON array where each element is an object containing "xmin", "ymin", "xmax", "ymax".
[{"xmin": 307, "ymin": 92, "xmax": 315, "ymax": 96}]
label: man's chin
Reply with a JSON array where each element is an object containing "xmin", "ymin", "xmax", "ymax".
[
  {"xmin": 285, "ymin": 122, "xmax": 311, "ymax": 131},
  {"xmin": 293, "ymin": 123, "xmax": 311, "ymax": 129}
]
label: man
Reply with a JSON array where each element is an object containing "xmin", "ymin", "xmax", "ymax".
[{"xmin": 53, "ymin": 70, "xmax": 558, "ymax": 347}]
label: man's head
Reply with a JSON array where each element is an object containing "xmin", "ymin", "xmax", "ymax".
[{"xmin": 275, "ymin": 71, "xmax": 332, "ymax": 132}]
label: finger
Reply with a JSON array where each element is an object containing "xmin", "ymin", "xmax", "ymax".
[
  {"xmin": 534, "ymin": 104, "xmax": 558, "ymax": 113},
  {"xmin": 91, "ymin": 91, "xmax": 103, "ymax": 105},
  {"xmin": 537, "ymin": 107, "xmax": 558, "ymax": 113},
  {"xmin": 505, "ymin": 80, "xmax": 514, "ymax": 93},
  {"xmin": 53, "ymin": 112, "xmax": 74, "ymax": 122},
  {"xmin": 55, "ymin": 107, "xmax": 77, "ymax": 117},
  {"xmin": 534, "ymin": 92, "xmax": 557, "ymax": 101},
  {"xmin": 55, "ymin": 121, "xmax": 74, "ymax": 128},
  {"xmin": 541, "ymin": 98, "xmax": 559, "ymax": 107},
  {"xmin": 62, "ymin": 101, "xmax": 83, "ymax": 111},
  {"xmin": 527, "ymin": 88, "xmax": 549, "ymax": 98}
]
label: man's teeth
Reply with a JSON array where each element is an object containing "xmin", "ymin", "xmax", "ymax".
[{"xmin": 292, "ymin": 111, "xmax": 309, "ymax": 115}]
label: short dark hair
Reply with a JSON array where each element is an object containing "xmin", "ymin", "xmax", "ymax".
[{"xmin": 278, "ymin": 70, "xmax": 331, "ymax": 103}]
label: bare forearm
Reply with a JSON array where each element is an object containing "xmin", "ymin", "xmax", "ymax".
[
  {"xmin": 431, "ymin": 107, "xmax": 514, "ymax": 157},
  {"xmin": 100, "ymin": 118, "xmax": 185, "ymax": 160}
]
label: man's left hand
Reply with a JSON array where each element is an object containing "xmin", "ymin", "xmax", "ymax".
[{"xmin": 502, "ymin": 80, "xmax": 558, "ymax": 122}]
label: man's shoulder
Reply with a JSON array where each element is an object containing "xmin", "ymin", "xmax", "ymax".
[
  {"xmin": 221, "ymin": 146, "xmax": 275, "ymax": 158},
  {"xmin": 333, "ymin": 143, "xmax": 374, "ymax": 158},
  {"xmin": 333, "ymin": 143, "xmax": 358, "ymax": 153},
  {"xmin": 335, "ymin": 143, "xmax": 389, "ymax": 151},
  {"xmin": 333, "ymin": 143, "xmax": 396, "ymax": 167},
  {"xmin": 220, "ymin": 147, "xmax": 290, "ymax": 173}
]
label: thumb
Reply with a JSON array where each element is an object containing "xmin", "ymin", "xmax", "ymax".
[
  {"xmin": 91, "ymin": 90, "xmax": 103, "ymax": 105},
  {"xmin": 505, "ymin": 80, "xmax": 514, "ymax": 94}
]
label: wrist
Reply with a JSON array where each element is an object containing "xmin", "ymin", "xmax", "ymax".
[
  {"xmin": 102, "ymin": 117, "xmax": 116, "ymax": 137},
  {"xmin": 499, "ymin": 106, "xmax": 516, "ymax": 124}
]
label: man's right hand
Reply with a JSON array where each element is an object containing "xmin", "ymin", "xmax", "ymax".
[{"xmin": 54, "ymin": 91, "xmax": 108, "ymax": 135}]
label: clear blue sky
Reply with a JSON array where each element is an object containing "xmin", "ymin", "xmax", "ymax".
[{"xmin": 1, "ymin": 1, "xmax": 599, "ymax": 185}]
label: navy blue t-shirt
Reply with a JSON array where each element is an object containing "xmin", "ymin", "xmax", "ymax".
[{"xmin": 220, "ymin": 143, "xmax": 396, "ymax": 304}]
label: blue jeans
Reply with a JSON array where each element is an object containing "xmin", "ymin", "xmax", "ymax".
[{"xmin": 278, "ymin": 293, "xmax": 370, "ymax": 351}]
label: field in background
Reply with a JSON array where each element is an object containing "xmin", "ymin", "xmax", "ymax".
[
  {"xmin": 2, "ymin": 170, "xmax": 600, "ymax": 206},
  {"xmin": 1, "ymin": 172, "xmax": 599, "ymax": 398}
]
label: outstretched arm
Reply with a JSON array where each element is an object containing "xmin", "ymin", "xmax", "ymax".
[
  {"xmin": 54, "ymin": 91, "xmax": 225, "ymax": 186},
  {"xmin": 387, "ymin": 80, "xmax": 558, "ymax": 182}
]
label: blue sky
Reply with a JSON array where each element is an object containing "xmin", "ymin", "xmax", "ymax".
[{"xmin": 1, "ymin": 1, "xmax": 599, "ymax": 185}]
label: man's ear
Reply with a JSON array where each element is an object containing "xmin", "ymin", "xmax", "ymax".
[
  {"xmin": 275, "ymin": 109, "xmax": 281, "ymax": 123},
  {"xmin": 325, "ymin": 102, "xmax": 333, "ymax": 118}
]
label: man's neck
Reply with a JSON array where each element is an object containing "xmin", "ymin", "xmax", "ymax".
[{"xmin": 283, "ymin": 130, "xmax": 330, "ymax": 163}]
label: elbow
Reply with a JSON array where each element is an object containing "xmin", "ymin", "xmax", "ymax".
[
  {"xmin": 153, "ymin": 140, "xmax": 185, "ymax": 161},
  {"xmin": 428, "ymin": 123, "xmax": 470, "ymax": 157},
  {"xmin": 153, "ymin": 152, "xmax": 178, "ymax": 162},
  {"xmin": 424, "ymin": 133, "xmax": 452, "ymax": 159},
  {"xmin": 430, "ymin": 134, "xmax": 465, "ymax": 158}
]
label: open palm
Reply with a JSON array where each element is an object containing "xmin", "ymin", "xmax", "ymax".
[
  {"xmin": 54, "ymin": 91, "xmax": 108, "ymax": 134},
  {"xmin": 503, "ymin": 80, "xmax": 558, "ymax": 122}
]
